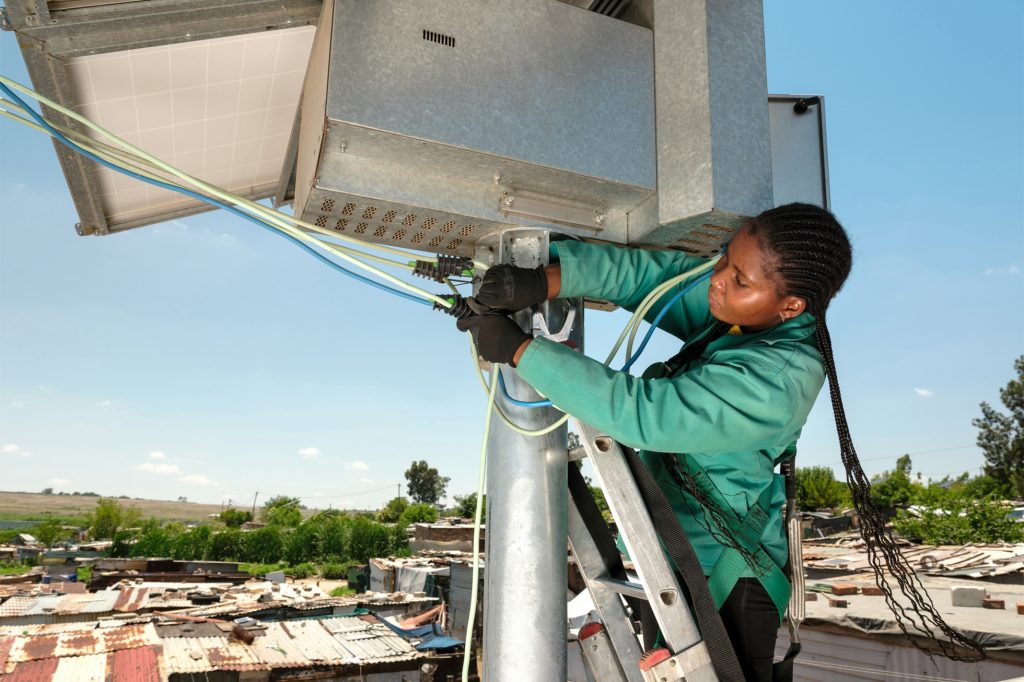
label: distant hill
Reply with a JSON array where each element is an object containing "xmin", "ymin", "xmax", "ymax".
[{"xmin": 0, "ymin": 491, "xmax": 229, "ymax": 524}]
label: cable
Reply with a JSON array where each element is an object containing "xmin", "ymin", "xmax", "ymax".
[
  {"xmin": 0, "ymin": 76, "xmax": 463, "ymax": 307},
  {"xmin": 462, "ymin": 361, "xmax": 499, "ymax": 682}
]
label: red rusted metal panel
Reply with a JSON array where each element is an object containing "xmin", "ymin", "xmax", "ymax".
[
  {"xmin": 106, "ymin": 645, "xmax": 163, "ymax": 682},
  {"xmin": 0, "ymin": 635, "xmax": 15, "ymax": 672},
  {"xmin": 3, "ymin": 656, "xmax": 60, "ymax": 681}
]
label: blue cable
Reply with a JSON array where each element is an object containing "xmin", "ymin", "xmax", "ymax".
[
  {"xmin": 0, "ymin": 83, "xmax": 430, "ymax": 307},
  {"xmin": 498, "ymin": 271, "xmax": 712, "ymax": 408}
]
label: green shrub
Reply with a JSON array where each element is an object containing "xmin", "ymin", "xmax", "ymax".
[
  {"xmin": 288, "ymin": 562, "xmax": 317, "ymax": 579},
  {"xmin": 893, "ymin": 497, "xmax": 1024, "ymax": 545},
  {"xmin": 399, "ymin": 503, "xmax": 438, "ymax": 526},
  {"xmin": 330, "ymin": 586, "xmax": 357, "ymax": 597},
  {"xmin": 321, "ymin": 562, "xmax": 357, "ymax": 580}
]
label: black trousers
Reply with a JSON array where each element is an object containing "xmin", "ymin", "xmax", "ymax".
[{"xmin": 636, "ymin": 577, "xmax": 780, "ymax": 682}]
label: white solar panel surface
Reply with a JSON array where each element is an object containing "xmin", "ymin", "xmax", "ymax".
[{"xmin": 64, "ymin": 25, "xmax": 315, "ymax": 226}]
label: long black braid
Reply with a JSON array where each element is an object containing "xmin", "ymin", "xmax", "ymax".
[{"xmin": 747, "ymin": 203, "xmax": 984, "ymax": 661}]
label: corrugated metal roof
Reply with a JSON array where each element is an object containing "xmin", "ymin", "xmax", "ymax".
[
  {"xmin": 3, "ymin": 656, "xmax": 59, "ymax": 681},
  {"xmin": 111, "ymin": 588, "xmax": 149, "ymax": 613},
  {"xmin": 51, "ymin": 651, "xmax": 106, "ymax": 682},
  {"xmin": 21, "ymin": 594, "xmax": 64, "ymax": 617},
  {"xmin": 0, "ymin": 596, "xmax": 39, "ymax": 618},
  {"xmin": 106, "ymin": 645, "xmax": 164, "ymax": 682},
  {"xmin": 160, "ymin": 617, "xmax": 421, "ymax": 674},
  {"xmin": 3, "ymin": 623, "xmax": 161, "ymax": 663},
  {"xmin": 0, "ymin": 635, "xmax": 14, "ymax": 671}
]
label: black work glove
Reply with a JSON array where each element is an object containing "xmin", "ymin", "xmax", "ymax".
[
  {"xmin": 475, "ymin": 264, "xmax": 548, "ymax": 312},
  {"xmin": 457, "ymin": 312, "xmax": 532, "ymax": 366}
]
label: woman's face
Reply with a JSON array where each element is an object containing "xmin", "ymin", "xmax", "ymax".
[{"xmin": 708, "ymin": 226, "xmax": 805, "ymax": 331}]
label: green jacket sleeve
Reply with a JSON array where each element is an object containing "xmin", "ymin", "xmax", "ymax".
[
  {"xmin": 552, "ymin": 241, "xmax": 714, "ymax": 341},
  {"xmin": 517, "ymin": 337, "xmax": 809, "ymax": 455}
]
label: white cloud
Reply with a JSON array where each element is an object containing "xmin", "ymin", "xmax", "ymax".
[
  {"xmin": 180, "ymin": 474, "xmax": 214, "ymax": 486},
  {"xmin": 984, "ymin": 265, "xmax": 1020, "ymax": 276},
  {"xmin": 346, "ymin": 461, "xmax": 369, "ymax": 471},
  {"xmin": 149, "ymin": 451, "xmax": 166, "ymax": 460},
  {"xmin": 1, "ymin": 444, "xmax": 31, "ymax": 458},
  {"xmin": 10, "ymin": 401, "xmax": 23, "ymax": 408},
  {"xmin": 135, "ymin": 462, "xmax": 183, "ymax": 475},
  {"xmin": 49, "ymin": 478, "xmax": 70, "ymax": 486},
  {"xmin": 913, "ymin": 387, "xmax": 935, "ymax": 397},
  {"xmin": 298, "ymin": 447, "xmax": 320, "ymax": 460},
  {"xmin": 38, "ymin": 385, "xmax": 53, "ymax": 394}
]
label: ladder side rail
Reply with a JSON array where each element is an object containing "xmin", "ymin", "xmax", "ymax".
[
  {"xmin": 575, "ymin": 420, "xmax": 719, "ymax": 682},
  {"xmin": 568, "ymin": 497, "xmax": 644, "ymax": 682}
]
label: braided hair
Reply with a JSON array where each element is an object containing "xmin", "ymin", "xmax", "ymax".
[{"xmin": 746, "ymin": 203, "xmax": 984, "ymax": 660}]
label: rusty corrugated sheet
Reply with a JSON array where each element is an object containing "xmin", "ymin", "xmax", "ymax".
[
  {"xmin": 162, "ymin": 636, "xmax": 267, "ymax": 674},
  {"xmin": 0, "ymin": 635, "xmax": 15, "ymax": 672},
  {"xmin": 278, "ymin": 620, "xmax": 355, "ymax": 663},
  {"xmin": 3, "ymin": 656, "xmax": 60, "ymax": 681},
  {"xmin": 3, "ymin": 623, "xmax": 160, "ymax": 663},
  {"xmin": 111, "ymin": 588, "xmax": 148, "ymax": 613},
  {"xmin": 106, "ymin": 645, "xmax": 163, "ymax": 682},
  {"xmin": 51, "ymin": 651, "xmax": 106, "ymax": 682}
]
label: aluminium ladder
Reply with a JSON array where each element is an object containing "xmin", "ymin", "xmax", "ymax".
[{"xmin": 568, "ymin": 419, "xmax": 719, "ymax": 682}]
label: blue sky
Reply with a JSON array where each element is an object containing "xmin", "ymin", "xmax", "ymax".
[{"xmin": 1, "ymin": 1, "xmax": 1021, "ymax": 510}]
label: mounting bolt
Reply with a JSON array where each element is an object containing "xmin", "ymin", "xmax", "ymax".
[
  {"xmin": 493, "ymin": 173, "xmax": 501, "ymax": 185},
  {"xmin": 339, "ymin": 141, "xmax": 347, "ymax": 153},
  {"xmin": 25, "ymin": 13, "xmax": 37, "ymax": 24},
  {"xmin": 594, "ymin": 213, "xmax": 606, "ymax": 226},
  {"xmin": 503, "ymin": 195, "xmax": 515, "ymax": 207}
]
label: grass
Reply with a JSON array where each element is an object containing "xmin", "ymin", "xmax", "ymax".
[
  {"xmin": 0, "ymin": 563, "xmax": 31, "ymax": 576},
  {"xmin": 0, "ymin": 491, "xmax": 226, "ymax": 524},
  {"xmin": 330, "ymin": 585, "xmax": 357, "ymax": 597}
]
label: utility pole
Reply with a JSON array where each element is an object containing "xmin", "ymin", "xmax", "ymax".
[
  {"xmin": 251, "ymin": 491, "xmax": 259, "ymax": 518},
  {"xmin": 477, "ymin": 228, "xmax": 581, "ymax": 682}
]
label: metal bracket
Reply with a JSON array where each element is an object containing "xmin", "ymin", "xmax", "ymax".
[
  {"xmin": 532, "ymin": 306, "xmax": 576, "ymax": 342},
  {"xmin": 0, "ymin": 8, "xmax": 13, "ymax": 31}
]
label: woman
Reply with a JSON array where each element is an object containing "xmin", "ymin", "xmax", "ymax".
[{"xmin": 457, "ymin": 203, "xmax": 982, "ymax": 679}]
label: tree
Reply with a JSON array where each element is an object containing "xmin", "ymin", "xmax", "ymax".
[
  {"xmin": 261, "ymin": 495, "xmax": 303, "ymax": 527},
  {"xmin": 973, "ymin": 356, "xmax": 1024, "ymax": 498},
  {"xmin": 220, "ymin": 508, "xmax": 253, "ymax": 528},
  {"xmin": 452, "ymin": 493, "xmax": 485, "ymax": 519},
  {"xmin": 88, "ymin": 498, "xmax": 140, "ymax": 540},
  {"xmin": 32, "ymin": 519, "xmax": 70, "ymax": 548},
  {"xmin": 399, "ymin": 502, "xmax": 438, "ymax": 526},
  {"xmin": 404, "ymin": 460, "xmax": 450, "ymax": 505},
  {"xmin": 40, "ymin": 487, "xmax": 53, "ymax": 495},
  {"xmin": 377, "ymin": 496, "xmax": 409, "ymax": 523},
  {"xmin": 893, "ymin": 497, "xmax": 1024, "ymax": 545},
  {"xmin": 871, "ymin": 454, "xmax": 917, "ymax": 516},
  {"xmin": 795, "ymin": 466, "xmax": 848, "ymax": 511}
]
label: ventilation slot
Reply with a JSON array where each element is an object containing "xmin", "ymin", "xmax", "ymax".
[
  {"xmin": 373, "ymin": 225, "xmax": 388, "ymax": 237},
  {"xmin": 459, "ymin": 224, "xmax": 475, "ymax": 237},
  {"xmin": 314, "ymin": 215, "xmax": 328, "ymax": 227},
  {"xmin": 440, "ymin": 220, "xmax": 456, "ymax": 233},
  {"xmin": 362, "ymin": 206, "xmax": 377, "ymax": 220},
  {"xmin": 421, "ymin": 218, "xmax": 437, "ymax": 230},
  {"xmin": 320, "ymin": 198, "xmax": 335, "ymax": 212},
  {"xmin": 411, "ymin": 232, "xmax": 425, "ymax": 244},
  {"xmin": 382, "ymin": 210, "xmax": 398, "ymax": 223},
  {"xmin": 392, "ymin": 229, "xmax": 407, "ymax": 240},
  {"xmin": 334, "ymin": 219, "xmax": 348, "ymax": 231},
  {"xmin": 341, "ymin": 203, "xmax": 357, "ymax": 216},
  {"xmin": 355, "ymin": 223, "xmax": 368, "ymax": 234},
  {"xmin": 446, "ymin": 239, "xmax": 463, "ymax": 251},
  {"xmin": 423, "ymin": 29, "xmax": 455, "ymax": 48},
  {"xmin": 428, "ymin": 235, "xmax": 444, "ymax": 247},
  {"xmin": 402, "ymin": 214, "xmax": 417, "ymax": 226}
]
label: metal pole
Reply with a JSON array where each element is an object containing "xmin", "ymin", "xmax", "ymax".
[{"xmin": 477, "ymin": 228, "xmax": 579, "ymax": 682}]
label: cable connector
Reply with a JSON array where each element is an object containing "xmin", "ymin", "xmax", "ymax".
[
  {"xmin": 433, "ymin": 294, "xmax": 477, "ymax": 319},
  {"xmin": 413, "ymin": 254, "xmax": 474, "ymax": 282}
]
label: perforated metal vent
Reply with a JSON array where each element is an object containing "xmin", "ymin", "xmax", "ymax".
[
  {"xmin": 422, "ymin": 29, "xmax": 455, "ymax": 47},
  {"xmin": 672, "ymin": 224, "xmax": 736, "ymax": 258}
]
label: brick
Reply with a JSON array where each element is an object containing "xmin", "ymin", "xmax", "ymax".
[
  {"xmin": 1016, "ymin": 603, "xmax": 1024, "ymax": 615},
  {"xmin": 982, "ymin": 598, "xmax": 1005, "ymax": 610},
  {"xmin": 828, "ymin": 598, "xmax": 848, "ymax": 608},
  {"xmin": 951, "ymin": 586, "xmax": 986, "ymax": 608},
  {"xmin": 804, "ymin": 592, "xmax": 818, "ymax": 601},
  {"xmin": 831, "ymin": 583, "xmax": 859, "ymax": 596},
  {"xmin": 862, "ymin": 586, "xmax": 884, "ymax": 596}
]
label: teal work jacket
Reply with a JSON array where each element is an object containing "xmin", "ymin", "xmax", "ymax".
[{"xmin": 517, "ymin": 240, "xmax": 826, "ymax": 575}]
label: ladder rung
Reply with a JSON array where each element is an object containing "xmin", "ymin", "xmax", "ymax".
[{"xmin": 592, "ymin": 576, "xmax": 648, "ymax": 600}]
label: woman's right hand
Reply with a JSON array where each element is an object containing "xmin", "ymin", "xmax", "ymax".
[{"xmin": 474, "ymin": 264, "xmax": 549, "ymax": 312}]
